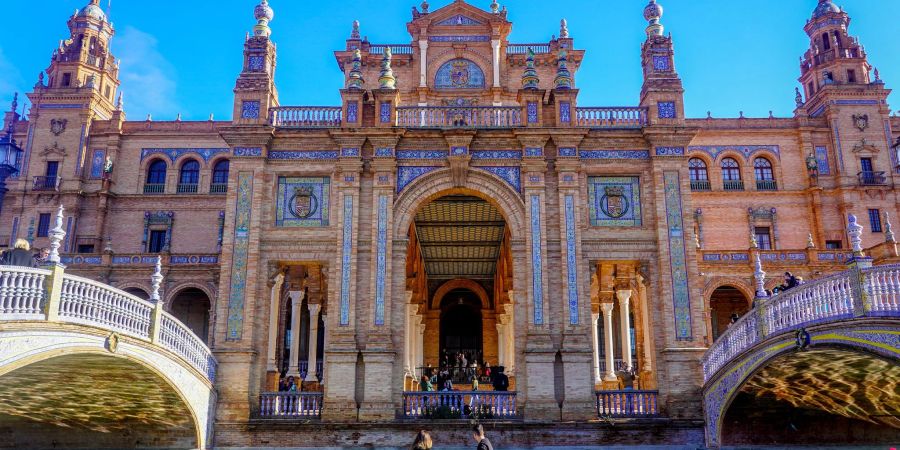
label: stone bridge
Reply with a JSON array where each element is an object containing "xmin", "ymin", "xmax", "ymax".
[
  {"xmin": 701, "ymin": 259, "xmax": 900, "ymax": 447},
  {"xmin": 0, "ymin": 260, "xmax": 217, "ymax": 449}
]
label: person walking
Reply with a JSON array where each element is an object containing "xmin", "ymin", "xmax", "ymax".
[
  {"xmin": 471, "ymin": 423, "xmax": 493, "ymax": 450},
  {"xmin": 410, "ymin": 430, "xmax": 432, "ymax": 450},
  {"xmin": 1, "ymin": 239, "xmax": 36, "ymax": 268}
]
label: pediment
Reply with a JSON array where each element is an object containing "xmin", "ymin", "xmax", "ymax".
[{"xmin": 851, "ymin": 139, "xmax": 880, "ymax": 155}]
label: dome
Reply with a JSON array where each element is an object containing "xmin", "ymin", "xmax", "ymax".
[
  {"xmin": 255, "ymin": 0, "xmax": 274, "ymax": 22},
  {"xmin": 76, "ymin": 0, "xmax": 106, "ymax": 21},
  {"xmin": 643, "ymin": 0, "xmax": 663, "ymax": 22},
  {"xmin": 812, "ymin": 0, "xmax": 841, "ymax": 18}
]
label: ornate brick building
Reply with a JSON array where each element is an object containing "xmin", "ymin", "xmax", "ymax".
[{"xmin": 1, "ymin": 0, "xmax": 898, "ymax": 446}]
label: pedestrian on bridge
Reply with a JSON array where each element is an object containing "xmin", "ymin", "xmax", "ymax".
[{"xmin": 1, "ymin": 240, "xmax": 36, "ymax": 268}]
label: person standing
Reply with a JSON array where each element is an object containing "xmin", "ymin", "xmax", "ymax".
[
  {"xmin": 2, "ymin": 240, "xmax": 36, "ymax": 268},
  {"xmin": 471, "ymin": 424, "xmax": 493, "ymax": 450},
  {"xmin": 410, "ymin": 430, "xmax": 432, "ymax": 450}
]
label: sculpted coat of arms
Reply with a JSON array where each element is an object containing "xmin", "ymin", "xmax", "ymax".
[
  {"xmin": 852, "ymin": 113, "xmax": 869, "ymax": 132},
  {"xmin": 601, "ymin": 186, "xmax": 629, "ymax": 219},
  {"xmin": 50, "ymin": 118, "xmax": 67, "ymax": 136},
  {"xmin": 291, "ymin": 186, "xmax": 318, "ymax": 219},
  {"xmin": 450, "ymin": 60, "xmax": 470, "ymax": 87}
]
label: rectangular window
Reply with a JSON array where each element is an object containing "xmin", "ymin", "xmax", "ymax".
[
  {"xmin": 869, "ymin": 209, "xmax": 883, "ymax": 233},
  {"xmin": 148, "ymin": 230, "xmax": 167, "ymax": 253},
  {"xmin": 77, "ymin": 244, "xmax": 95, "ymax": 254},
  {"xmin": 45, "ymin": 161, "xmax": 59, "ymax": 178},
  {"xmin": 861, "ymin": 157, "xmax": 874, "ymax": 173},
  {"xmin": 807, "ymin": 82, "xmax": 815, "ymax": 97},
  {"xmin": 755, "ymin": 227, "xmax": 773, "ymax": 250},
  {"xmin": 825, "ymin": 240, "xmax": 842, "ymax": 250},
  {"xmin": 62, "ymin": 73, "xmax": 71, "ymax": 87},
  {"xmin": 37, "ymin": 213, "xmax": 51, "ymax": 237},
  {"xmin": 847, "ymin": 69, "xmax": 857, "ymax": 83}
]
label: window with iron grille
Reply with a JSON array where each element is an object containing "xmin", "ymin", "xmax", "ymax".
[
  {"xmin": 754, "ymin": 157, "xmax": 774, "ymax": 181},
  {"xmin": 869, "ymin": 209, "xmax": 883, "ymax": 233},
  {"xmin": 721, "ymin": 158, "xmax": 741, "ymax": 181},
  {"xmin": 689, "ymin": 158, "xmax": 708, "ymax": 181}
]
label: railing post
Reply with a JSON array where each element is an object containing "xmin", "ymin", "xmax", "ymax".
[
  {"xmin": 846, "ymin": 214, "xmax": 873, "ymax": 316},
  {"xmin": 148, "ymin": 256, "xmax": 165, "ymax": 343},
  {"xmin": 42, "ymin": 205, "xmax": 67, "ymax": 322}
]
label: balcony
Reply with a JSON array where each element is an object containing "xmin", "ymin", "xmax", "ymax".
[
  {"xmin": 270, "ymin": 106, "xmax": 342, "ymax": 128},
  {"xmin": 575, "ymin": 107, "xmax": 649, "ymax": 129},
  {"xmin": 143, "ymin": 183, "xmax": 165, "ymax": 194},
  {"xmin": 368, "ymin": 44, "xmax": 413, "ymax": 55},
  {"xmin": 176, "ymin": 183, "xmax": 198, "ymax": 194},
  {"xmin": 258, "ymin": 392, "xmax": 323, "ymax": 418},
  {"xmin": 32, "ymin": 176, "xmax": 60, "ymax": 192},
  {"xmin": 210, "ymin": 183, "xmax": 228, "ymax": 194},
  {"xmin": 690, "ymin": 180, "xmax": 711, "ymax": 191},
  {"xmin": 858, "ymin": 171, "xmax": 887, "ymax": 186},
  {"xmin": 595, "ymin": 390, "xmax": 659, "ymax": 418},
  {"xmin": 507, "ymin": 43, "xmax": 551, "ymax": 54},
  {"xmin": 396, "ymin": 106, "xmax": 522, "ymax": 129},
  {"xmin": 723, "ymin": 180, "xmax": 745, "ymax": 191},
  {"xmin": 401, "ymin": 391, "xmax": 519, "ymax": 420},
  {"xmin": 756, "ymin": 179, "xmax": 778, "ymax": 191}
]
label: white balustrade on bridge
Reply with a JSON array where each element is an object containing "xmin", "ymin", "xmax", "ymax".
[
  {"xmin": 0, "ymin": 267, "xmax": 49, "ymax": 320},
  {"xmin": 702, "ymin": 263, "xmax": 900, "ymax": 381},
  {"xmin": 0, "ymin": 265, "xmax": 216, "ymax": 382},
  {"xmin": 258, "ymin": 392, "xmax": 323, "ymax": 418},
  {"xmin": 401, "ymin": 391, "xmax": 518, "ymax": 419}
]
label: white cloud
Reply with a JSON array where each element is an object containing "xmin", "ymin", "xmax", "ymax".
[{"xmin": 114, "ymin": 26, "xmax": 180, "ymax": 118}]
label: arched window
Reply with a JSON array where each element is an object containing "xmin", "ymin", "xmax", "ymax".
[
  {"xmin": 754, "ymin": 158, "xmax": 774, "ymax": 181},
  {"xmin": 212, "ymin": 160, "xmax": 230, "ymax": 184},
  {"xmin": 689, "ymin": 158, "xmax": 709, "ymax": 181},
  {"xmin": 721, "ymin": 157, "xmax": 743, "ymax": 191},
  {"xmin": 147, "ymin": 160, "xmax": 167, "ymax": 184},
  {"xmin": 177, "ymin": 160, "xmax": 200, "ymax": 193}
]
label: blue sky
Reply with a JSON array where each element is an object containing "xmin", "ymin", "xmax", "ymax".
[{"xmin": 0, "ymin": 0, "xmax": 897, "ymax": 121}]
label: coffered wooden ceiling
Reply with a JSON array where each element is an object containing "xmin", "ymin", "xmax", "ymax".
[{"xmin": 414, "ymin": 195, "xmax": 505, "ymax": 281}]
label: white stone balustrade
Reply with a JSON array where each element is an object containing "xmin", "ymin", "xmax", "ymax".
[
  {"xmin": 702, "ymin": 263, "xmax": 900, "ymax": 381},
  {"xmin": 0, "ymin": 267, "xmax": 50, "ymax": 319},
  {"xmin": 259, "ymin": 392, "xmax": 323, "ymax": 418},
  {"xmin": 401, "ymin": 391, "xmax": 518, "ymax": 419}
]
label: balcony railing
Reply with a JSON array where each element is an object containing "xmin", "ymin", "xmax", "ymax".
[
  {"xmin": 401, "ymin": 391, "xmax": 519, "ymax": 420},
  {"xmin": 270, "ymin": 107, "xmax": 342, "ymax": 128},
  {"xmin": 369, "ymin": 44, "xmax": 413, "ymax": 55},
  {"xmin": 507, "ymin": 43, "xmax": 551, "ymax": 54},
  {"xmin": 396, "ymin": 106, "xmax": 522, "ymax": 129},
  {"xmin": 858, "ymin": 171, "xmax": 887, "ymax": 186},
  {"xmin": 32, "ymin": 176, "xmax": 60, "ymax": 192},
  {"xmin": 595, "ymin": 390, "xmax": 659, "ymax": 418},
  {"xmin": 756, "ymin": 179, "xmax": 778, "ymax": 191},
  {"xmin": 258, "ymin": 392, "xmax": 323, "ymax": 418},
  {"xmin": 690, "ymin": 180, "xmax": 711, "ymax": 191},
  {"xmin": 575, "ymin": 107, "xmax": 648, "ymax": 129},
  {"xmin": 143, "ymin": 183, "xmax": 165, "ymax": 194},
  {"xmin": 176, "ymin": 183, "xmax": 198, "ymax": 194},
  {"xmin": 723, "ymin": 180, "xmax": 745, "ymax": 191},
  {"xmin": 210, "ymin": 183, "xmax": 228, "ymax": 194}
]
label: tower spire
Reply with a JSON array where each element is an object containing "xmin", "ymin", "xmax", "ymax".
[
  {"xmin": 378, "ymin": 48, "xmax": 396, "ymax": 89},
  {"xmin": 521, "ymin": 48, "xmax": 540, "ymax": 90},
  {"xmin": 643, "ymin": 0, "xmax": 664, "ymax": 38},
  {"xmin": 253, "ymin": 0, "xmax": 274, "ymax": 38},
  {"xmin": 347, "ymin": 49, "xmax": 364, "ymax": 90},
  {"xmin": 554, "ymin": 50, "xmax": 572, "ymax": 90}
]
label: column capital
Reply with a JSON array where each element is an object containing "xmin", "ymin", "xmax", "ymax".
[
  {"xmin": 600, "ymin": 301, "xmax": 615, "ymax": 315},
  {"xmin": 308, "ymin": 302, "xmax": 321, "ymax": 315},
  {"xmin": 289, "ymin": 290, "xmax": 305, "ymax": 305},
  {"xmin": 591, "ymin": 312, "xmax": 600, "ymax": 322},
  {"xmin": 616, "ymin": 289, "xmax": 633, "ymax": 303}
]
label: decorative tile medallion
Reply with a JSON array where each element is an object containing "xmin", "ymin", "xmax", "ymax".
[
  {"xmin": 525, "ymin": 147, "xmax": 543, "ymax": 157},
  {"xmin": 380, "ymin": 102, "xmax": 392, "ymax": 123},
  {"xmin": 530, "ymin": 195, "xmax": 545, "ymax": 325},
  {"xmin": 347, "ymin": 101, "xmax": 358, "ymax": 123},
  {"xmin": 397, "ymin": 166, "xmax": 440, "ymax": 192},
  {"xmin": 233, "ymin": 147, "xmax": 263, "ymax": 157},
  {"xmin": 476, "ymin": 167, "xmax": 521, "ymax": 191},
  {"xmin": 815, "ymin": 146, "xmax": 831, "ymax": 175},
  {"xmin": 658, "ymin": 101, "xmax": 676, "ymax": 119},
  {"xmin": 580, "ymin": 150, "xmax": 650, "ymax": 160},
  {"xmin": 275, "ymin": 177, "xmax": 331, "ymax": 227},
  {"xmin": 241, "ymin": 101, "xmax": 261, "ymax": 119},
  {"xmin": 558, "ymin": 147, "xmax": 577, "ymax": 158},
  {"xmin": 652, "ymin": 55, "xmax": 670, "ymax": 71},
  {"xmin": 435, "ymin": 59, "xmax": 486, "ymax": 89},
  {"xmin": 656, "ymin": 147, "xmax": 685, "ymax": 156},
  {"xmin": 248, "ymin": 55, "xmax": 265, "ymax": 72},
  {"xmin": 663, "ymin": 171, "xmax": 692, "ymax": 340},
  {"xmin": 90, "ymin": 149, "xmax": 105, "ymax": 179},
  {"xmin": 374, "ymin": 195, "xmax": 389, "ymax": 326},
  {"xmin": 560, "ymin": 101, "xmax": 571, "ymax": 123},
  {"xmin": 339, "ymin": 195, "xmax": 354, "ymax": 326},
  {"xmin": 142, "ymin": 148, "xmax": 231, "ymax": 162},
  {"xmin": 564, "ymin": 195, "xmax": 580, "ymax": 325},
  {"xmin": 450, "ymin": 146, "xmax": 468, "ymax": 156},
  {"xmin": 268, "ymin": 150, "xmax": 338, "ymax": 160},
  {"xmin": 527, "ymin": 102, "xmax": 538, "ymax": 124},
  {"xmin": 587, "ymin": 176, "xmax": 642, "ymax": 227},
  {"xmin": 226, "ymin": 172, "xmax": 253, "ymax": 341}
]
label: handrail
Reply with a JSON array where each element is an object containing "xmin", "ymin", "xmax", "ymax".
[
  {"xmin": 369, "ymin": 44, "xmax": 414, "ymax": 55},
  {"xmin": 401, "ymin": 391, "xmax": 519, "ymax": 419},
  {"xmin": 595, "ymin": 390, "xmax": 659, "ymax": 417},
  {"xmin": 396, "ymin": 106, "xmax": 522, "ymax": 129},
  {"xmin": 259, "ymin": 392, "xmax": 323, "ymax": 418},
  {"xmin": 270, "ymin": 106, "xmax": 342, "ymax": 128},
  {"xmin": 507, "ymin": 44, "xmax": 551, "ymax": 54},
  {"xmin": 701, "ymin": 263, "xmax": 900, "ymax": 382},
  {"xmin": 0, "ymin": 266, "xmax": 51, "ymax": 320},
  {"xmin": 575, "ymin": 107, "xmax": 648, "ymax": 128}
]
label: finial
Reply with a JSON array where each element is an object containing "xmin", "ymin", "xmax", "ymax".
[
  {"xmin": 521, "ymin": 48, "xmax": 540, "ymax": 89},
  {"xmin": 769, "ymin": 111, "xmax": 774, "ymax": 119},
  {"xmin": 209, "ymin": 113, "xmax": 215, "ymax": 121},
  {"xmin": 116, "ymin": 91, "xmax": 123, "ymax": 111},
  {"xmin": 554, "ymin": 50, "xmax": 573, "ymax": 90},
  {"xmin": 750, "ymin": 232, "xmax": 758, "ymax": 249},
  {"xmin": 707, "ymin": 111, "xmax": 712, "ymax": 119},
  {"xmin": 347, "ymin": 49, "xmax": 365, "ymax": 89},
  {"xmin": 807, "ymin": 233, "xmax": 815, "ymax": 249},
  {"xmin": 37, "ymin": 72, "xmax": 45, "ymax": 87},
  {"xmin": 643, "ymin": 0, "xmax": 664, "ymax": 37},
  {"xmin": 560, "ymin": 19, "xmax": 569, "ymax": 38},
  {"xmin": 176, "ymin": 113, "xmax": 182, "ymax": 122},
  {"xmin": 149, "ymin": 256, "xmax": 164, "ymax": 303},
  {"xmin": 350, "ymin": 20, "xmax": 361, "ymax": 40},
  {"xmin": 253, "ymin": 0, "xmax": 275, "ymax": 38},
  {"xmin": 146, "ymin": 113, "xmax": 152, "ymax": 121},
  {"xmin": 848, "ymin": 214, "xmax": 864, "ymax": 255},
  {"xmin": 48, "ymin": 205, "xmax": 66, "ymax": 264},
  {"xmin": 874, "ymin": 67, "xmax": 882, "ymax": 82},
  {"xmin": 378, "ymin": 47, "xmax": 396, "ymax": 89},
  {"xmin": 739, "ymin": 111, "xmax": 745, "ymax": 119},
  {"xmin": 421, "ymin": 0, "xmax": 429, "ymax": 13},
  {"xmin": 490, "ymin": 0, "xmax": 500, "ymax": 14},
  {"xmin": 753, "ymin": 253, "xmax": 767, "ymax": 298},
  {"xmin": 885, "ymin": 212, "xmax": 896, "ymax": 243},
  {"xmin": 10, "ymin": 93, "xmax": 17, "ymax": 113},
  {"xmin": 795, "ymin": 87, "xmax": 803, "ymax": 107}
]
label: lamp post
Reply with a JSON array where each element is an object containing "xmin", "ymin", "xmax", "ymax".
[{"xmin": 0, "ymin": 125, "xmax": 24, "ymax": 216}]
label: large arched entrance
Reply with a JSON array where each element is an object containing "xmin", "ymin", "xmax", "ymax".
[
  {"xmin": 169, "ymin": 288, "xmax": 211, "ymax": 344},
  {"xmin": 439, "ymin": 288, "xmax": 484, "ymax": 362},
  {"xmin": 709, "ymin": 285, "xmax": 751, "ymax": 341}
]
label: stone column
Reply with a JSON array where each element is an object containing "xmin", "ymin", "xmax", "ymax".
[
  {"xmin": 287, "ymin": 290, "xmax": 305, "ymax": 379},
  {"xmin": 638, "ymin": 277, "xmax": 653, "ymax": 375},
  {"xmin": 417, "ymin": 318, "xmax": 425, "ymax": 370},
  {"xmin": 418, "ymin": 40, "xmax": 428, "ymax": 87},
  {"xmin": 503, "ymin": 302, "xmax": 516, "ymax": 374},
  {"xmin": 496, "ymin": 320, "xmax": 506, "ymax": 369},
  {"xmin": 306, "ymin": 303, "xmax": 321, "ymax": 382},
  {"xmin": 491, "ymin": 39, "xmax": 501, "ymax": 88},
  {"xmin": 404, "ymin": 293, "xmax": 414, "ymax": 376},
  {"xmin": 600, "ymin": 302, "xmax": 617, "ymax": 381},
  {"xmin": 266, "ymin": 273, "xmax": 285, "ymax": 373},
  {"xmin": 591, "ymin": 312, "xmax": 601, "ymax": 384},
  {"xmin": 617, "ymin": 289, "xmax": 633, "ymax": 371}
]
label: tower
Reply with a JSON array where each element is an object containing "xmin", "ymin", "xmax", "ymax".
[
  {"xmin": 638, "ymin": 0, "xmax": 684, "ymax": 124},
  {"xmin": 233, "ymin": 0, "xmax": 279, "ymax": 125}
]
